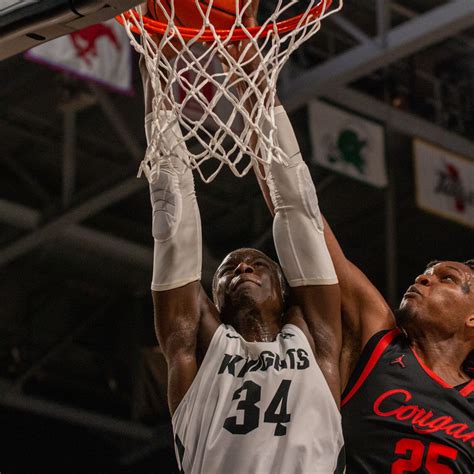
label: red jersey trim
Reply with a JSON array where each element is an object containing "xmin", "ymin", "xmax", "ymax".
[
  {"xmin": 411, "ymin": 347, "xmax": 474, "ymax": 398},
  {"xmin": 459, "ymin": 380, "xmax": 474, "ymax": 397},
  {"xmin": 342, "ymin": 328, "xmax": 401, "ymax": 407},
  {"xmin": 411, "ymin": 347, "xmax": 452, "ymax": 389}
]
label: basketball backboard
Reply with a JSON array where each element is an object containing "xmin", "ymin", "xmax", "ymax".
[{"xmin": 0, "ymin": 0, "xmax": 142, "ymax": 60}]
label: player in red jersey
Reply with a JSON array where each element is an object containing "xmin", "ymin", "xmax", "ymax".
[
  {"xmin": 248, "ymin": 58, "xmax": 473, "ymax": 473},
  {"xmin": 257, "ymin": 132, "xmax": 474, "ymax": 471},
  {"xmin": 260, "ymin": 139, "xmax": 473, "ymax": 472},
  {"xmin": 253, "ymin": 94, "xmax": 473, "ymax": 471},
  {"xmin": 227, "ymin": 4, "xmax": 473, "ymax": 471},
  {"xmin": 330, "ymin": 243, "xmax": 474, "ymax": 472}
]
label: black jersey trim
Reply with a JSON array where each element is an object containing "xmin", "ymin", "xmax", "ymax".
[{"xmin": 342, "ymin": 328, "xmax": 401, "ymax": 407}]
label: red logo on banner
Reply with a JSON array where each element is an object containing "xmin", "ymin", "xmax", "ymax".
[
  {"xmin": 435, "ymin": 163, "xmax": 474, "ymax": 213},
  {"xmin": 445, "ymin": 164, "xmax": 464, "ymax": 212},
  {"xmin": 70, "ymin": 24, "xmax": 121, "ymax": 66}
]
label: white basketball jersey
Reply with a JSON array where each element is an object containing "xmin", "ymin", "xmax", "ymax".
[{"xmin": 172, "ymin": 324, "xmax": 344, "ymax": 474}]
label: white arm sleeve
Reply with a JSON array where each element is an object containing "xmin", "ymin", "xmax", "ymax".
[
  {"xmin": 266, "ymin": 106, "xmax": 337, "ymax": 287},
  {"xmin": 146, "ymin": 110, "xmax": 202, "ymax": 291}
]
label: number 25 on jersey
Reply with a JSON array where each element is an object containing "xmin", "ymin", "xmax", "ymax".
[{"xmin": 392, "ymin": 438, "xmax": 458, "ymax": 474}]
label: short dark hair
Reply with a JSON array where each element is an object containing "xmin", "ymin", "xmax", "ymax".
[
  {"xmin": 425, "ymin": 260, "xmax": 440, "ymax": 270},
  {"xmin": 425, "ymin": 260, "xmax": 474, "ymax": 271}
]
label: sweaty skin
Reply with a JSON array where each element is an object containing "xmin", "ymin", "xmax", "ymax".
[
  {"xmin": 224, "ymin": 3, "xmax": 472, "ymax": 472},
  {"xmin": 150, "ymin": 1, "xmax": 343, "ymax": 415},
  {"xmin": 394, "ymin": 261, "xmax": 474, "ymax": 386},
  {"xmin": 323, "ymin": 219, "xmax": 474, "ymax": 389},
  {"xmin": 253, "ymin": 127, "xmax": 473, "ymax": 389},
  {"xmin": 153, "ymin": 247, "xmax": 341, "ymax": 413}
]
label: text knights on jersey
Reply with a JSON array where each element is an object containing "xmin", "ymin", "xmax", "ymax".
[{"xmin": 218, "ymin": 348, "xmax": 310, "ymax": 378}]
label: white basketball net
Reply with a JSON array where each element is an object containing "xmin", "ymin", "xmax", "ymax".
[{"xmin": 121, "ymin": 0, "xmax": 343, "ymax": 182}]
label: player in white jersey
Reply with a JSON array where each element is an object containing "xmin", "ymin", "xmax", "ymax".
[{"xmin": 141, "ymin": 3, "xmax": 344, "ymax": 472}]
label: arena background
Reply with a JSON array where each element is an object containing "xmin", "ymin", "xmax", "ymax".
[{"xmin": 0, "ymin": 0, "xmax": 473, "ymax": 471}]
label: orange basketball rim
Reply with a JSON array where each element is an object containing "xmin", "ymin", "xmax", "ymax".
[
  {"xmin": 117, "ymin": 0, "xmax": 334, "ymax": 41},
  {"xmin": 116, "ymin": 0, "xmax": 343, "ymax": 183}
]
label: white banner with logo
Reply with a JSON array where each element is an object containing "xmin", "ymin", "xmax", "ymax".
[
  {"xmin": 414, "ymin": 139, "xmax": 474, "ymax": 228},
  {"xmin": 25, "ymin": 20, "xmax": 132, "ymax": 94},
  {"xmin": 309, "ymin": 100, "xmax": 387, "ymax": 188}
]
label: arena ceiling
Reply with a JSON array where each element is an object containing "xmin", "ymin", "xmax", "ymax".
[{"xmin": 0, "ymin": 0, "xmax": 473, "ymax": 470}]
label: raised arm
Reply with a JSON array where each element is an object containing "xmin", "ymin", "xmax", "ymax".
[
  {"xmin": 233, "ymin": 2, "xmax": 394, "ymax": 374},
  {"xmin": 261, "ymin": 106, "xmax": 342, "ymax": 403},
  {"xmin": 255, "ymin": 117, "xmax": 394, "ymax": 377},
  {"xmin": 141, "ymin": 59, "xmax": 219, "ymax": 415},
  {"xmin": 223, "ymin": 3, "xmax": 341, "ymax": 400},
  {"xmin": 321, "ymin": 217, "xmax": 395, "ymax": 378},
  {"xmin": 256, "ymin": 116, "xmax": 394, "ymax": 388}
]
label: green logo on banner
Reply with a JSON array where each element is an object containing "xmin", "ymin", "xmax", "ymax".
[{"xmin": 328, "ymin": 129, "xmax": 367, "ymax": 174}]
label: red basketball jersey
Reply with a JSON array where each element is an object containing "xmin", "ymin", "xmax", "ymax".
[{"xmin": 341, "ymin": 329, "xmax": 473, "ymax": 473}]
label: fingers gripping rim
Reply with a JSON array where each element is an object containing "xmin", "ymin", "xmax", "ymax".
[{"xmin": 118, "ymin": 1, "xmax": 344, "ymax": 183}]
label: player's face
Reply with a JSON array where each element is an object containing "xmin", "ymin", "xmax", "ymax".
[
  {"xmin": 214, "ymin": 249, "xmax": 284, "ymax": 315},
  {"xmin": 398, "ymin": 261, "xmax": 474, "ymax": 332}
]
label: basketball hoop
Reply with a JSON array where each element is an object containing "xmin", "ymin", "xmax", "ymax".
[{"xmin": 118, "ymin": 1, "xmax": 343, "ymax": 183}]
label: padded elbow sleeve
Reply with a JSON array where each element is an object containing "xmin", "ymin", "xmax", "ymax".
[
  {"xmin": 267, "ymin": 106, "xmax": 337, "ymax": 287},
  {"xmin": 147, "ymin": 111, "xmax": 202, "ymax": 291}
]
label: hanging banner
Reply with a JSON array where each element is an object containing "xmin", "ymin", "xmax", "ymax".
[
  {"xmin": 25, "ymin": 19, "xmax": 133, "ymax": 95},
  {"xmin": 414, "ymin": 139, "xmax": 474, "ymax": 228},
  {"xmin": 309, "ymin": 100, "xmax": 387, "ymax": 188}
]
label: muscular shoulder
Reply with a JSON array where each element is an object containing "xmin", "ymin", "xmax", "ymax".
[
  {"xmin": 285, "ymin": 305, "xmax": 340, "ymax": 404},
  {"xmin": 285, "ymin": 306, "xmax": 315, "ymax": 352}
]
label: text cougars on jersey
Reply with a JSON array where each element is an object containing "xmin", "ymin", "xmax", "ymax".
[
  {"xmin": 374, "ymin": 389, "xmax": 474, "ymax": 446},
  {"xmin": 218, "ymin": 349, "xmax": 310, "ymax": 378}
]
